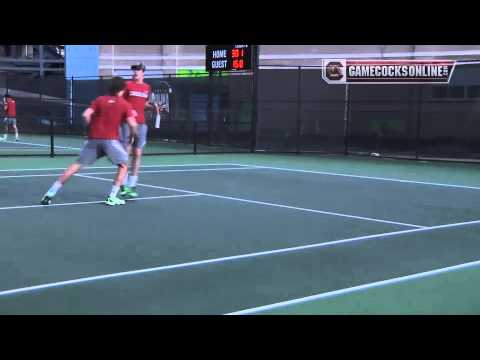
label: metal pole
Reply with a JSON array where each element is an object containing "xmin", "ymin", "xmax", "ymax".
[
  {"xmin": 207, "ymin": 72, "xmax": 213, "ymax": 146},
  {"xmin": 39, "ymin": 71, "xmax": 43, "ymax": 100},
  {"xmin": 69, "ymin": 76, "xmax": 74, "ymax": 125},
  {"xmin": 296, "ymin": 66, "xmax": 302, "ymax": 154},
  {"xmin": 50, "ymin": 118, "xmax": 55, "ymax": 158},
  {"xmin": 250, "ymin": 45, "xmax": 259, "ymax": 153},
  {"xmin": 343, "ymin": 83, "xmax": 351, "ymax": 155},
  {"xmin": 193, "ymin": 121, "xmax": 197, "ymax": 154},
  {"xmin": 415, "ymin": 87, "xmax": 423, "ymax": 160},
  {"xmin": 39, "ymin": 45, "xmax": 44, "ymax": 77}
]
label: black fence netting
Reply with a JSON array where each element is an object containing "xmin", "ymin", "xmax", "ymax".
[
  {"xmin": 255, "ymin": 65, "xmax": 480, "ymax": 161},
  {"xmin": 2, "ymin": 64, "xmax": 480, "ymax": 162},
  {"xmin": 256, "ymin": 69, "xmax": 298, "ymax": 152},
  {"xmin": 298, "ymin": 69, "xmax": 346, "ymax": 153},
  {"xmin": 347, "ymin": 84, "xmax": 419, "ymax": 158}
]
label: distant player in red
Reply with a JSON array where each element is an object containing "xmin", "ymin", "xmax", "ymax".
[
  {"xmin": 119, "ymin": 63, "xmax": 161, "ymax": 199},
  {"xmin": 2, "ymin": 94, "xmax": 19, "ymax": 141},
  {"xmin": 41, "ymin": 77, "xmax": 138, "ymax": 206}
]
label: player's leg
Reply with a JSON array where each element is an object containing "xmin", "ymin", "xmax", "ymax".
[
  {"xmin": 40, "ymin": 141, "xmax": 97, "ymax": 205},
  {"xmin": 122, "ymin": 124, "xmax": 147, "ymax": 198},
  {"xmin": 119, "ymin": 123, "xmax": 132, "ymax": 195},
  {"xmin": 105, "ymin": 163, "xmax": 128, "ymax": 205},
  {"xmin": 40, "ymin": 162, "xmax": 83, "ymax": 205},
  {"xmin": 12, "ymin": 118, "xmax": 18, "ymax": 140},
  {"xmin": 104, "ymin": 140, "xmax": 129, "ymax": 205},
  {"xmin": 114, "ymin": 162, "xmax": 128, "ymax": 187},
  {"xmin": 125, "ymin": 146, "xmax": 142, "ymax": 197},
  {"xmin": 2, "ymin": 119, "xmax": 7, "ymax": 140},
  {"xmin": 122, "ymin": 143, "xmax": 132, "ymax": 185}
]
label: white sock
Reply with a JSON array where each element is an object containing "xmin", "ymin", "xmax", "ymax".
[
  {"xmin": 122, "ymin": 175, "xmax": 129, "ymax": 186},
  {"xmin": 128, "ymin": 175, "xmax": 138, "ymax": 187},
  {"xmin": 46, "ymin": 181, "xmax": 62, "ymax": 197},
  {"xmin": 110, "ymin": 185, "xmax": 120, "ymax": 198}
]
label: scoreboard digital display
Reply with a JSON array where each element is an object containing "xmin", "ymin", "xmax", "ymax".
[{"xmin": 206, "ymin": 45, "xmax": 252, "ymax": 72}]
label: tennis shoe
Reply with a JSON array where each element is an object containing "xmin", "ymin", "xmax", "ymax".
[
  {"xmin": 40, "ymin": 195, "xmax": 53, "ymax": 205},
  {"xmin": 105, "ymin": 196, "xmax": 126, "ymax": 206},
  {"xmin": 120, "ymin": 186, "xmax": 138, "ymax": 199}
]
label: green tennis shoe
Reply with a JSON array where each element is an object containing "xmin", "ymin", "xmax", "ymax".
[
  {"xmin": 105, "ymin": 196, "xmax": 126, "ymax": 206},
  {"xmin": 120, "ymin": 186, "xmax": 138, "ymax": 199}
]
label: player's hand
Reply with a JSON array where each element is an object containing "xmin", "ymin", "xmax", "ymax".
[{"xmin": 128, "ymin": 133, "xmax": 135, "ymax": 145}]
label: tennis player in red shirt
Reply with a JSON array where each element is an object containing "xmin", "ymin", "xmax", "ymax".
[
  {"xmin": 2, "ymin": 94, "xmax": 19, "ymax": 141},
  {"xmin": 41, "ymin": 77, "xmax": 138, "ymax": 206},
  {"xmin": 119, "ymin": 63, "xmax": 161, "ymax": 199}
]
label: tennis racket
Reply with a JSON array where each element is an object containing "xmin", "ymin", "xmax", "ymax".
[{"xmin": 149, "ymin": 90, "xmax": 167, "ymax": 129}]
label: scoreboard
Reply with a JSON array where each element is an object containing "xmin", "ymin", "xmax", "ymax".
[{"xmin": 206, "ymin": 45, "xmax": 253, "ymax": 72}]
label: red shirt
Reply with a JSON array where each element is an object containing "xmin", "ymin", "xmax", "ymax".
[
  {"xmin": 5, "ymin": 98, "xmax": 16, "ymax": 117},
  {"xmin": 88, "ymin": 96, "xmax": 134, "ymax": 140},
  {"xmin": 123, "ymin": 80, "xmax": 151, "ymax": 124}
]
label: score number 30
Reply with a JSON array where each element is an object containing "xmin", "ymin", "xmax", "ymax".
[{"xmin": 232, "ymin": 48, "xmax": 245, "ymax": 70}]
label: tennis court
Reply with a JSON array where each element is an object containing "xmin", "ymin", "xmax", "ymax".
[{"xmin": 1, "ymin": 153, "xmax": 480, "ymax": 314}]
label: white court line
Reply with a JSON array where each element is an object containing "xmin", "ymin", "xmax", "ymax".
[
  {"xmin": 0, "ymin": 163, "xmax": 247, "ymax": 172},
  {"xmin": 0, "ymin": 148, "xmax": 77, "ymax": 152},
  {"xmin": 233, "ymin": 164, "xmax": 480, "ymax": 191},
  {"xmin": 1, "ymin": 218, "xmax": 480, "ymax": 298},
  {"xmin": 225, "ymin": 258, "xmax": 480, "ymax": 315},
  {"xmin": 5, "ymin": 161, "xmax": 479, "ymax": 192},
  {"xmin": 82, "ymin": 167, "xmax": 259, "ymax": 174},
  {"xmin": 77, "ymin": 174, "xmax": 426, "ymax": 229},
  {"xmin": 1, "ymin": 140, "xmax": 81, "ymax": 151},
  {"xmin": 0, "ymin": 167, "xmax": 260, "ymax": 180},
  {"xmin": 0, "ymin": 194, "xmax": 202, "ymax": 211},
  {"xmin": 0, "ymin": 147, "xmax": 53, "ymax": 150}
]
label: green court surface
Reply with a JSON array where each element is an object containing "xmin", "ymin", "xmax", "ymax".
[{"xmin": 0, "ymin": 153, "xmax": 480, "ymax": 314}]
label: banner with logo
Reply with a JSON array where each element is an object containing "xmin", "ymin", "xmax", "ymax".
[{"xmin": 322, "ymin": 59, "xmax": 456, "ymax": 84}]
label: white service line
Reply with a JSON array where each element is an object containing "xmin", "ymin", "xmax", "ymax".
[
  {"xmin": 0, "ymin": 174, "xmax": 63, "ymax": 179},
  {"xmin": 0, "ymin": 163, "xmax": 247, "ymax": 172},
  {"xmin": 76, "ymin": 174, "xmax": 426, "ymax": 228},
  {"xmin": 0, "ymin": 147, "xmax": 54, "ymax": 150},
  {"xmin": 0, "ymin": 194, "xmax": 202, "ymax": 211},
  {"xmin": 86, "ymin": 167, "xmax": 259, "ymax": 174},
  {"xmin": 1, "ymin": 140, "xmax": 81, "ymax": 151},
  {"xmin": 225, "ymin": 258, "xmax": 480, "ymax": 315},
  {"xmin": 0, "ymin": 167, "xmax": 260, "ymax": 180},
  {"xmin": 233, "ymin": 164, "xmax": 480, "ymax": 191},
  {"xmin": 1, "ymin": 218, "xmax": 480, "ymax": 298}
]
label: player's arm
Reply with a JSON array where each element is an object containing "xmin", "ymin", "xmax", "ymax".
[
  {"xmin": 125, "ymin": 104, "xmax": 138, "ymax": 137},
  {"xmin": 126, "ymin": 115, "xmax": 138, "ymax": 139},
  {"xmin": 145, "ymin": 99, "xmax": 158, "ymax": 112},
  {"xmin": 82, "ymin": 107, "xmax": 95, "ymax": 125},
  {"xmin": 145, "ymin": 99, "xmax": 156, "ymax": 110},
  {"xmin": 82, "ymin": 99, "xmax": 99, "ymax": 125}
]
